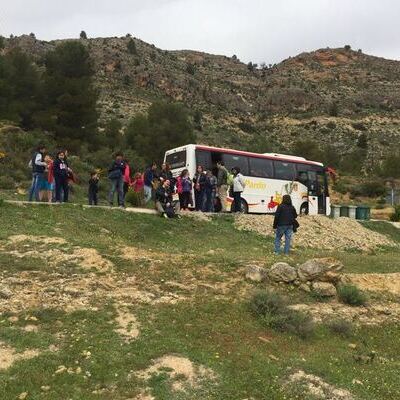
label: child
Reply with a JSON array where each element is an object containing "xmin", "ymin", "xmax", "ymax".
[
  {"xmin": 131, "ymin": 172, "xmax": 145, "ymax": 206},
  {"xmin": 88, "ymin": 172, "xmax": 99, "ymax": 206},
  {"xmin": 54, "ymin": 151, "xmax": 71, "ymax": 203},
  {"xmin": 39, "ymin": 155, "xmax": 54, "ymax": 203},
  {"xmin": 203, "ymin": 170, "xmax": 217, "ymax": 212}
]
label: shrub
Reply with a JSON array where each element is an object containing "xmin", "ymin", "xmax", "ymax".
[
  {"xmin": 125, "ymin": 189, "xmax": 144, "ymax": 207},
  {"xmin": 390, "ymin": 205, "xmax": 400, "ymax": 222},
  {"xmin": 327, "ymin": 318, "xmax": 353, "ymax": 337},
  {"xmin": 349, "ymin": 180, "xmax": 386, "ymax": 198},
  {"xmin": 0, "ymin": 176, "xmax": 15, "ymax": 189},
  {"xmin": 127, "ymin": 39, "xmax": 137, "ymax": 55},
  {"xmin": 186, "ymin": 64, "xmax": 196, "ymax": 75},
  {"xmin": 337, "ymin": 284, "xmax": 367, "ymax": 306},
  {"xmin": 249, "ymin": 290, "xmax": 315, "ymax": 339}
]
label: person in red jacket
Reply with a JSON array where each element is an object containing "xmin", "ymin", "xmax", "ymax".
[{"xmin": 39, "ymin": 155, "xmax": 55, "ymax": 203}]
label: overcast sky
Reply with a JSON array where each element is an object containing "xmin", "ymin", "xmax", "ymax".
[{"xmin": 1, "ymin": 0, "xmax": 399, "ymax": 64}]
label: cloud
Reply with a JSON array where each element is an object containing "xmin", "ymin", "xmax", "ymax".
[{"xmin": 1, "ymin": 0, "xmax": 399, "ymax": 63}]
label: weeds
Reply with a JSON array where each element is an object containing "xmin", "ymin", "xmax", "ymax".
[
  {"xmin": 250, "ymin": 290, "xmax": 315, "ymax": 339},
  {"xmin": 327, "ymin": 318, "xmax": 353, "ymax": 338},
  {"xmin": 337, "ymin": 284, "xmax": 367, "ymax": 306}
]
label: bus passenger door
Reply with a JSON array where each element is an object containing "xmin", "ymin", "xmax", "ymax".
[{"xmin": 307, "ymin": 171, "xmax": 326, "ymax": 215}]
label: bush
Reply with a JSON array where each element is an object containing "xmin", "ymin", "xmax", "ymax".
[
  {"xmin": 0, "ymin": 176, "xmax": 15, "ymax": 189},
  {"xmin": 337, "ymin": 284, "xmax": 367, "ymax": 306},
  {"xmin": 390, "ymin": 205, "xmax": 400, "ymax": 222},
  {"xmin": 350, "ymin": 180, "xmax": 386, "ymax": 198},
  {"xmin": 250, "ymin": 290, "xmax": 315, "ymax": 339},
  {"xmin": 125, "ymin": 189, "xmax": 144, "ymax": 207},
  {"xmin": 327, "ymin": 318, "xmax": 353, "ymax": 337}
]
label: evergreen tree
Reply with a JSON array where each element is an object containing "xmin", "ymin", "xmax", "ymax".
[
  {"xmin": 127, "ymin": 39, "xmax": 137, "ymax": 55},
  {"xmin": 40, "ymin": 41, "xmax": 98, "ymax": 148},
  {"xmin": 125, "ymin": 102, "xmax": 195, "ymax": 163},
  {"xmin": 80, "ymin": 31, "xmax": 88, "ymax": 39},
  {"xmin": 0, "ymin": 49, "xmax": 42, "ymax": 128}
]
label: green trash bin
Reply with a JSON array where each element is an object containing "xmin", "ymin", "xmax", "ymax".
[
  {"xmin": 340, "ymin": 205, "xmax": 349, "ymax": 217},
  {"xmin": 356, "ymin": 205, "xmax": 371, "ymax": 221}
]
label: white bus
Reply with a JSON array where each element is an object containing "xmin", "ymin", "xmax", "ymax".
[{"xmin": 164, "ymin": 144, "xmax": 331, "ymax": 215}]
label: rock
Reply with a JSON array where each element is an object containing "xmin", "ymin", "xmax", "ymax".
[
  {"xmin": 41, "ymin": 386, "xmax": 50, "ymax": 392},
  {"xmin": 55, "ymin": 365, "xmax": 67, "ymax": 374},
  {"xmin": 245, "ymin": 265, "xmax": 268, "ymax": 282},
  {"xmin": 299, "ymin": 283, "xmax": 311, "ymax": 293},
  {"xmin": 18, "ymin": 393, "xmax": 28, "ymax": 400},
  {"xmin": 268, "ymin": 262, "xmax": 297, "ymax": 283},
  {"xmin": 298, "ymin": 258, "xmax": 343, "ymax": 283},
  {"xmin": 312, "ymin": 282, "xmax": 337, "ymax": 297},
  {"xmin": 348, "ymin": 343, "xmax": 357, "ymax": 349},
  {"xmin": 0, "ymin": 285, "xmax": 13, "ymax": 299}
]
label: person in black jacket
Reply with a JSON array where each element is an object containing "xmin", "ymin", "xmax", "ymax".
[
  {"xmin": 193, "ymin": 165, "xmax": 206, "ymax": 211},
  {"xmin": 273, "ymin": 194, "xmax": 298, "ymax": 255},
  {"xmin": 108, "ymin": 152, "xmax": 126, "ymax": 207},
  {"xmin": 88, "ymin": 171, "xmax": 99, "ymax": 206},
  {"xmin": 155, "ymin": 180, "xmax": 181, "ymax": 218},
  {"xmin": 54, "ymin": 151, "xmax": 71, "ymax": 203}
]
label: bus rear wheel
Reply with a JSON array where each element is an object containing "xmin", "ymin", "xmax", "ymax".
[
  {"xmin": 300, "ymin": 203, "xmax": 309, "ymax": 215},
  {"xmin": 231, "ymin": 199, "xmax": 248, "ymax": 214}
]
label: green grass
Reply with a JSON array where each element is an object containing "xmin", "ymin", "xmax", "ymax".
[{"xmin": 1, "ymin": 203, "xmax": 400, "ymax": 399}]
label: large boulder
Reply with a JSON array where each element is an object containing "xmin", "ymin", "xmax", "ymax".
[
  {"xmin": 298, "ymin": 258, "xmax": 343, "ymax": 283},
  {"xmin": 268, "ymin": 262, "xmax": 297, "ymax": 283},
  {"xmin": 311, "ymin": 282, "xmax": 337, "ymax": 297},
  {"xmin": 245, "ymin": 265, "xmax": 268, "ymax": 283}
]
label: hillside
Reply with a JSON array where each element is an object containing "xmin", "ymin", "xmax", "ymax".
[
  {"xmin": 3, "ymin": 34, "xmax": 400, "ymax": 167},
  {"xmin": 1, "ymin": 203, "xmax": 400, "ymax": 399}
]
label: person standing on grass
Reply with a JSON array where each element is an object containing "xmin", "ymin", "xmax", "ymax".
[
  {"xmin": 176, "ymin": 169, "xmax": 192, "ymax": 210},
  {"xmin": 203, "ymin": 170, "xmax": 217, "ymax": 212},
  {"xmin": 88, "ymin": 171, "xmax": 99, "ymax": 206},
  {"xmin": 53, "ymin": 151, "xmax": 71, "ymax": 203},
  {"xmin": 193, "ymin": 165, "xmax": 206, "ymax": 211},
  {"xmin": 231, "ymin": 167, "xmax": 246, "ymax": 213},
  {"xmin": 216, "ymin": 161, "xmax": 228, "ymax": 212},
  {"xmin": 39, "ymin": 155, "xmax": 54, "ymax": 203},
  {"xmin": 28, "ymin": 144, "xmax": 47, "ymax": 202},
  {"xmin": 273, "ymin": 194, "xmax": 298, "ymax": 255},
  {"xmin": 108, "ymin": 152, "xmax": 126, "ymax": 207},
  {"xmin": 131, "ymin": 172, "xmax": 145, "ymax": 206},
  {"xmin": 143, "ymin": 162, "xmax": 157, "ymax": 204},
  {"xmin": 155, "ymin": 179, "xmax": 181, "ymax": 218}
]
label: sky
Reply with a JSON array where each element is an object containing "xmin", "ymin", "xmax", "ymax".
[{"xmin": 1, "ymin": 0, "xmax": 399, "ymax": 64}]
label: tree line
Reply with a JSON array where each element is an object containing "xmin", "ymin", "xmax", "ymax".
[{"xmin": 0, "ymin": 39, "xmax": 195, "ymax": 165}]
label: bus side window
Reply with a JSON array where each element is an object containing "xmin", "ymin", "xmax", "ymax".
[{"xmin": 196, "ymin": 150, "xmax": 212, "ymax": 170}]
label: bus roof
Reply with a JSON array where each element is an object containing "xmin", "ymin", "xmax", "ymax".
[{"xmin": 192, "ymin": 144, "xmax": 324, "ymax": 167}]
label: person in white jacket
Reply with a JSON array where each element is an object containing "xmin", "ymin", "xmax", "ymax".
[{"xmin": 231, "ymin": 167, "xmax": 246, "ymax": 212}]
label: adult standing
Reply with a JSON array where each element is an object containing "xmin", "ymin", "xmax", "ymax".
[
  {"xmin": 216, "ymin": 161, "xmax": 228, "ymax": 212},
  {"xmin": 143, "ymin": 163, "xmax": 157, "ymax": 204},
  {"xmin": 273, "ymin": 194, "xmax": 298, "ymax": 255},
  {"xmin": 54, "ymin": 151, "xmax": 71, "ymax": 203},
  {"xmin": 28, "ymin": 144, "xmax": 47, "ymax": 202},
  {"xmin": 176, "ymin": 169, "xmax": 192, "ymax": 211},
  {"xmin": 231, "ymin": 167, "xmax": 246, "ymax": 213},
  {"xmin": 203, "ymin": 170, "xmax": 217, "ymax": 212},
  {"xmin": 108, "ymin": 152, "xmax": 126, "ymax": 207},
  {"xmin": 39, "ymin": 155, "xmax": 54, "ymax": 203},
  {"xmin": 193, "ymin": 165, "xmax": 206, "ymax": 211}
]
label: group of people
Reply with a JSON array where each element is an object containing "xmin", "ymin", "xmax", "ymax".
[
  {"xmin": 28, "ymin": 146, "xmax": 297, "ymax": 254},
  {"xmin": 28, "ymin": 144, "xmax": 73, "ymax": 203}
]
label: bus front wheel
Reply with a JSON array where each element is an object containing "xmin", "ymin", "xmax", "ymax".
[{"xmin": 300, "ymin": 203, "xmax": 309, "ymax": 215}]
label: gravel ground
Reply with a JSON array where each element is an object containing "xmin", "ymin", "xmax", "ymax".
[{"xmin": 235, "ymin": 215, "xmax": 396, "ymax": 251}]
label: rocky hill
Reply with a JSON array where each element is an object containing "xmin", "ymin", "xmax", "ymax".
[{"xmin": 3, "ymin": 35, "xmax": 400, "ymax": 165}]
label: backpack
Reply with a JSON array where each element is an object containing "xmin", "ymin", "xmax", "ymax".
[
  {"xmin": 165, "ymin": 204, "xmax": 176, "ymax": 218},
  {"xmin": 227, "ymin": 173, "xmax": 234, "ymax": 186}
]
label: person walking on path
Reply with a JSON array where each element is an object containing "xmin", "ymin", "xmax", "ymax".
[
  {"xmin": 143, "ymin": 163, "xmax": 157, "ymax": 204},
  {"xmin": 54, "ymin": 151, "xmax": 71, "ymax": 203},
  {"xmin": 28, "ymin": 144, "xmax": 47, "ymax": 202},
  {"xmin": 88, "ymin": 171, "xmax": 99, "ymax": 206},
  {"xmin": 216, "ymin": 161, "xmax": 228, "ymax": 212},
  {"xmin": 108, "ymin": 152, "xmax": 126, "ymax": 207},
  {"xmin": 231, "ymin": 167, "xmax": 246, "ymax": 213},
  {"xmin": 193, "ymin": 165, "xmax": 206, "ymax": 211},
  {"xmin": 273, "ymin": 194, "xmax": 298, "ymax": 255}
]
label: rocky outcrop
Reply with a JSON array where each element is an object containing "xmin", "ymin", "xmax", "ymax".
[
  {"xmin": 268, "ymin": 262, "xmax": 297, "ymax": 283},
  {"xmin": 298, "ymin": 258, "xmax": 343, "ymax": 283}
]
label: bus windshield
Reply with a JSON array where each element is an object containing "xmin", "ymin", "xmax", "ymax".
[{"xmin": 165, "ymin": 150, "xmax": 186, "ymax": 169}]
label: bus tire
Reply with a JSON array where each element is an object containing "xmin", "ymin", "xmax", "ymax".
[
  {"xmin": 300, "ymin": 202, "xmax": 309, "ymax": 215},
  {"xmin": 231, "ymin": 199, "xmax": 248, "ymax": 214}
]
